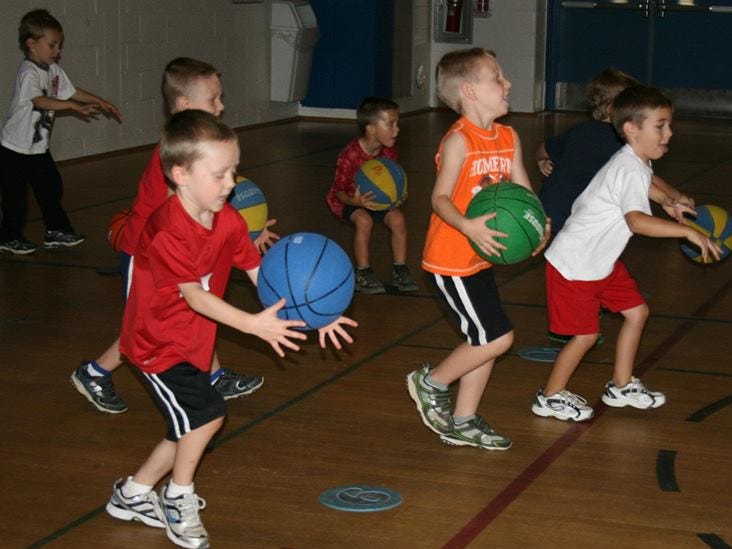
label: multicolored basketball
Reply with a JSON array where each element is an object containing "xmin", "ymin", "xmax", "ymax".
[
  {"xmin": 355, "ymin": 157, "xmax": 408, "ymax": 211},
  {"xmin": 680, "ymin": 204, "xmax": 732, "ymax": 263},
  {"xmin": 257, "ymin": 233, "xmax": 355, "ymax": 330},
  {"xmin": 465, "ymin": 181, "xmax": 546, "ymax": 265},
  {"xmin": 229, "ymin": 176, "xmax": 268, "ymax": 240},
  {"xmin": 106, "ymin": 208, "xmax": 131, "ymax": 252}
]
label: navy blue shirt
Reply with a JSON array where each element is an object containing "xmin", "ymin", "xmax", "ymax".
[{"xmin": 538, "ymin": 119, "xmax": 623, "ymax": 235}]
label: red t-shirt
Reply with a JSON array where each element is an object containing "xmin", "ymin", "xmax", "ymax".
[
  {"xmin": 118, "ymin": 145, "xmax": 169, "ymax": 255},
  {"xmin": 120, "ymin": 195, "xmax": 261, "ymax": 374},
  {"xmin": 325, "ymin": 137, "xmax": 398, "ymax": 218}
]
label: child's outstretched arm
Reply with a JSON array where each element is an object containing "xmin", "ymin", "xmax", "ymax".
[
  {"xmin": 626, "ymin": 210, "xmax": 722, "ymax": 263},
  {"xmin": 31, "ymin": 95, "xmax": 100, "ymax": 119},
  {"xmin": 70, "ymin": 88, "xmax": 122, "ymax": 122},
  {"xmin": 317, "ymin": 316, "xmax": 358, "ymax": 350},
  {"xmin": 432, "ymin": 133, "xmax": 507, "ymax": 258},
  {"xmin": 650, "ymin": 175, "xmax": 696, "ymax": 222},
  {"xmin": 179, "ymin": 282, "xmax": 307, "ymax": 357}
]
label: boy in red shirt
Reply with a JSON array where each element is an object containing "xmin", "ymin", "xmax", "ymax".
[
  {"xmin": 72, "ymin": 58, "xmax": 275, "ymax": 413},
  {"xmin": 107, "ymin": 110, "xmax": 355, "ymax": 548},
  {"xmin": 326, "ymin": 96, "xmax": 417, "ymax": 294}
]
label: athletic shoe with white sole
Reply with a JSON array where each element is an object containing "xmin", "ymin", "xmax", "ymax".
[
  {"xmin": 531, "ymin": 389, "xmax": 594, "ymax": 422},
  {"xmin": 160, "ymin": 487, "xmax": 209, "ymax": 549},
  {"xmin": 106, "ymin": 478, "xmax": 164, "ymax": 528},
  {"xmin": 439, "ymin": 415, "xmax": 512, "ymax": 450},
  {"xmin": 601, "ymin": 377, "xmax": 666, "ymax": 409}
]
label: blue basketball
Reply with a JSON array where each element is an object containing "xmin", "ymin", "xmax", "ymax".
[
  {"xmin": 257, "ymin": 232, "xmax": 355, "ymax": 330},
  {"xmin": 680, "ymin": 204, "xmax": 732, "ymax": 263},
  {"xmin": 228, "ymin": 176, "xmax": 268, "ymax": 240},
  {"xmin": 355, "ymin": 157, "xmax": 408, "ymax": 211}
]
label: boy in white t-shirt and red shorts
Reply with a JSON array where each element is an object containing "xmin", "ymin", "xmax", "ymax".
[{"xmin": 532, "ymin": 85, "xmax": 722, "ymax": 422}]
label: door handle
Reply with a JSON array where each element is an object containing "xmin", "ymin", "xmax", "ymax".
[{"xmin": 657, "ymin": 0, "xmax": 732, "ymax": 17}]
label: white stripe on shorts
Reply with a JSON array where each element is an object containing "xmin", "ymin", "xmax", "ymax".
[
  {"xmin": 144, "ymin": 372, "xmax": 191, "ymax": 439},
  {"xmin": 435, "ymin": 274, "xmax": 488, "ymax": 346}
]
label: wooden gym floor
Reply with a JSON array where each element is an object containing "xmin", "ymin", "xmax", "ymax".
[{"xmin": 1, "ymin": 109, "xmax": 730, "ymax": 549}]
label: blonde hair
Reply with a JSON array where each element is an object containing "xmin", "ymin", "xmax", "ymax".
[
  {"xmin": 436, "ymin": 48, "xmax": 496, "ymax": 113},
  {"xmin": 161, "ymin": 57, "xmax": 219, "ymax": 117},
  {"xmin": 586, "ymin": 67, "xmax": 638, "ymax": 121}
]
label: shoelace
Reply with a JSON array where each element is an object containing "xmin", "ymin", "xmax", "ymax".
[
  {"xmin": 173, "ymin": 494, "xmax": 207, "ymax": 528},
  {"xmin": 559, "ymin": 390, "xmax": 588, "ymax": 407}
]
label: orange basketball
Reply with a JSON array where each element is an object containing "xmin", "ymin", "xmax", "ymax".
[{"xmin": 107, "ymin": 208, "xmax": 131, "ymax": 252}]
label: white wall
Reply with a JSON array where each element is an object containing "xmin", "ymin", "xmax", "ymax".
[
  {"xmin": 0, "ymin": 0, "xmax": 300, "ymax": 161},
  {"xmin": 0, "ymin": 1, "xmax": 547, "ymax": 161},
  {"xmin": 429, "ymin": 0, "xmax": 548, "ymax": 113}
]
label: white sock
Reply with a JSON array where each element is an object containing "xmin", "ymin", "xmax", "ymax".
[
  {"xmin": 122, "ymin": 476, "xmax": 153, "ymax": 498},
  {"xmin": 166, "ymin": 480, "xmax": 194, "ymax": 498}
]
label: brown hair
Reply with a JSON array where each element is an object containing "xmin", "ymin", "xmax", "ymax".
[
  {"xmin": 161, "ymin": 57, "xmax": 220, "ymax": 117},
  {"xmin": 160, "ymin": 110, "xmax": 238, "ymax": 188},
  {"xmin": 611, "ymin": 85, "xmax": 673, "ymax": 141},
  {"xmin": 436, "ymin": 47, "xmax": 496, "ymax": 113},
  {"xmin": 19, "ymin": 9, "xmax": 62, "ymax": 54},
  {"xmin": 586, "ymin": 67, "xmax": 638, "ymax": 121},
  {"xmin": 356, "ymin": 96, "xmax": 399, "ymax": 135}
]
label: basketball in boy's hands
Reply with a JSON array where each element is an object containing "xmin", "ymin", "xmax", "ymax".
[
  {"xmin": 257, "ymin": 232, "xmax": 355, "ymax": 330},
  {"xmin": 229, "ymin": 176, "xmax": 268, "ymax": 240},
  {"xmin": 355, "ymin": 157, "xmax": 408, "ymax": 211},
  {"xmin": 466, "ymin": 181, "xmax": 547, "ymax": 265},
  {"xmin": 680, "ymin": 204, "xmax": 732, "ymax": 263},
  {"xmin": 106, "ymin": 208, "xmax": 131, "ymax": 252}
]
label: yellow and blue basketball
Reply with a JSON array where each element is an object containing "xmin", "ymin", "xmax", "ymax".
[
  {"xmin": 257, "ymin": 232, "xmax": 355, "ymax": 330},
  {"xmin": 466, "ymin": 181, "xmax": 546, "ymax": 265},
  {"xmin": 355, "ymin": 157, "xmax": 408, "ymax": 211},
  {"xmin": 229, "ymin": 176, "xmax": 268, "ymax": 240},
  {"xmin": 680, "ymin": 204, "xmax": 732, "ymax": 263}
]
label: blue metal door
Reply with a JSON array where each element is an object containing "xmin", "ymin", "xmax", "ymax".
[{"xmin": 547, "ymin": 0, "xmax": 732, "ymax": 116}]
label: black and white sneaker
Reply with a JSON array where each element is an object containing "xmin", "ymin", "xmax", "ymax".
[
  {"xmin": 601, "ymin": 377, "xmax": 666, "ymax": 409},
  {"xmin": 531, "ymin": 389, "xmax": 594, "ymax": 422},
  {"xmin": 44, "ymin": 230, "xmax": 85, "ymax": 249},
  {"xmin": 106, "ymin": 478, "xmax": 165, "ymax": 528},
  {"xmin": 211, "ymin": 368, "xmax": 263, "ymax": 400},
  {"xmin": 0, "ymin": 238, "xmax": 37, "ymax": 255},
  {"xmin": 71, "ymin": 362, "xmax": 128, "ymax": 414}
]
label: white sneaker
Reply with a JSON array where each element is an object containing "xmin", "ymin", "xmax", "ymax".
[
  {"xmin": 531, "ymin": 389, "xmax": 594, "ymax": 422},
  {"xmin": 601, "ymin": 377, "xmax": 666, "ymax": 409},
  {"xmin": 106, "ymin": 478, "xmax": 164, "ymax": 528},
  {"xmin": 160, "ymin": 487, "xmax": 209, "ymax": 548}
]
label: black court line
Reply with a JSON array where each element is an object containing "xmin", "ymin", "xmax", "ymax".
[
  {"xmin": 686, "ymin": 395, "xmax": 732, "ymax": 422},
  {"xmin": 656, "ymin": 449, "xmax": 681, "ymax": 492},
  {"xmin": 658, "ymin": 367, "xmax": 732, "ymax": 379},
  {"xmin": 698, "ymin": 533, "xmax": 732, "ymax": 549}
]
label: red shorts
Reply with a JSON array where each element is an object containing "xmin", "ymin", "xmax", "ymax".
[{"xmin": 545, "ymin": 260, "xmax": 645, "ymax": 335}]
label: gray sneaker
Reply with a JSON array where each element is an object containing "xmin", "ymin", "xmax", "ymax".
[
  {"xmin": 71, "ymin": 362, "xmax": 127, "ymax": 414},
  {"xmin": 211, "ymin": 368, "xmax": 263, "ymax": 400},
  {"xmin": 531, "ymin": 389, "xmax": 594, "ymax": 422},
  {"xmin": 106, "ymin": 478, "xmax": 165, "ymax": 528},
  {"xmin": 44, "ymin": 230, "xmax": 85, "ymax": 249},
  {"xmin": 355, "ymin": 267, "xmax": 385, "ymax": 294},
  {"xmin": 406, "ymin": 363, "xmax": 453, "ymax": 435},
  {"xmin": 440, "ymin": 415, "xmax": 512, "ymax": 450},
  {"xmin": 160, "ymin": 487, "xmax": 209, "ymax": 549},
  {"xmin": 0, "ymin": 238, "xmax": 37, "ymax": 255},
  {"xmin": 391, "ymin": 264, "xmax": 418, "ymax": 292}
]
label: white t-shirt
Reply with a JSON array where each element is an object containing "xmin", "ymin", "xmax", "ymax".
[
  {"xmin": 0, "ymin": 60, "xmax": 76, "ymax": 155},
  {"xmin": 544, "ymin": 144, "xmax": 652, "ymax": 281}
]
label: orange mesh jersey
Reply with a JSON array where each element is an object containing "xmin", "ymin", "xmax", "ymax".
[{"xmin": 422, "ymin": 117, "xmax": 515, "ymax": 276}]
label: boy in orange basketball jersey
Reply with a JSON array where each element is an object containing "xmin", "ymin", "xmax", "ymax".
[
  {"xmin": 107, "ymin": 110, "xmax": 355, "ymax": 547},
  {"xmin": 72, "ymin": 58, "xmax": 276, "ymax": 414},
  {"xmin": 407, "ymin": 48, "xmax": 548, "ymax": 449},
  {"xmin": 326, "ymin": 96, "xmax": 417, "ymax": 294},
  {"xmin": 532, "ymin": 86, "xmax": 721, "ymax": 422}
]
